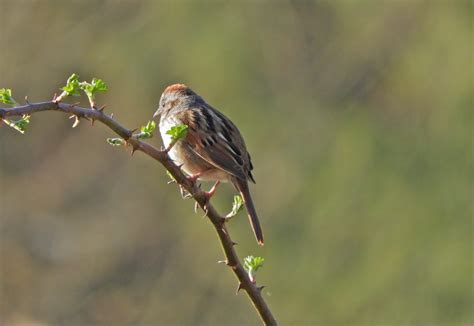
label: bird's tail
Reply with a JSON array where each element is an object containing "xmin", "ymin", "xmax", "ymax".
[{"xmin": 234, "ymin": 178, "xmax": 264, "ymax": 246}]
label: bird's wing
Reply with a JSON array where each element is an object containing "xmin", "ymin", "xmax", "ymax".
[{"xmin": 177, "ymin": 107, "xmax": 253, "ymax": 182}]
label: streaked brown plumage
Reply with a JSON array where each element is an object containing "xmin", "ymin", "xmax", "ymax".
[{"xmin": 153, "ymin": 84, "xmax": 263, "ymax": 245}]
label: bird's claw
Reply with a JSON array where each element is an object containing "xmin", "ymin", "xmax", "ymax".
[
  {"xmin": 204, "ymin": 181, "xmax": 220, "ymax": 200},
  {"xmin": 193, "ymin": 181, "xmax": 220, "ymax": 215}
]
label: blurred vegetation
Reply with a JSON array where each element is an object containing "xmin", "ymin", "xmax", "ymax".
[{"xmin": 0, "ymin": 1, "xmax": 472, "ymax": 325}]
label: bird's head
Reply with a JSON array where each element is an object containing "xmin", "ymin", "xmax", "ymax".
[{"xmin": 153, "ymin": 83, "xmax": 197, "ymax": 118}]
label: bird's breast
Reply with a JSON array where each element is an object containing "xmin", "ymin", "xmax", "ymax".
[
  {"xmin": 159, "ymin": 116, "xmax": 181, "ymax": 149},
  {"xmin": 159, "ymin": 116, "xmax": 183, "ymax": 163}
]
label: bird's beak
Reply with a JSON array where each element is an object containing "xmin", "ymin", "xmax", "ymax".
[{"xmin": 153, "ymin": 109, "xmax": 160, "ymax": 119}]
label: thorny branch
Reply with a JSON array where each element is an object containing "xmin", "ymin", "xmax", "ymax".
[{"xmin": 0, "ymin": 101, "xmax": 277, "ymax": 326}]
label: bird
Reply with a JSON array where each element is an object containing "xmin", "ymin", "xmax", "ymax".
[{"xmin": 153, "ymin": 84, "xmax": 264, "ymax": 245}]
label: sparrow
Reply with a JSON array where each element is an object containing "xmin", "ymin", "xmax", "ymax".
[{"xmin": 153, "ymin": 84, "xmax": 264, "ymax": 245}]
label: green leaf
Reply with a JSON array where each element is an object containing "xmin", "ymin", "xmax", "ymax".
[
  {"xmin": 60, "ymin": 73, "xmax": 81, "ymax": 96},
  {"xmin": 2, "ymin": 115, "xmax": 30, "ymax": 134},
  {"xmin": 227, "ymin": 195, "xmax": 244, "ymax": 218},
  {"xmin": 244, "ymin": 256, "xmax": 265, "ymax": 272},
  {"xmin": 0, "ymin": 88, "xmax": 17, "ymax": 105},
  {"xmin": 141, "ymin": 120, "xmax": 156, "ymax": 134},
  {"xmin": 244, "ymin": 256, "xmax": 265, "ymax": 282},
  {"xmin": 90, "ymin": 78, "xmax": 107, "ymax": 92},
  {"xmin": 136, "ymin": 120, "xmax": 157, "ymax": 139},
  {"xmin": 80, "ymin": 78, "xmax": 108, "ymax": 101},
  {"xmin": 166, "ymin": 124, "xmax": 188, "ymax": 141},
  {"xmin": 106, "ymin": 137, "xmax": 125, "ymax": 146}
]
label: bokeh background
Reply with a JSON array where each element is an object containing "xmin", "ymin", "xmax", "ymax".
[{"xmin": 1, "ymin": 1, "xmax": 472, "ymax": 325}]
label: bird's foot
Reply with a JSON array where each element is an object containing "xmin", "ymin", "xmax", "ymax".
[
  {"xmin": 204, "ymin": 181, "xmax": 220, "ymax": 200},
  {"xmin": 180, "ymin": 173, "xmax": 202, "ymax": 199},
  {"xmin": 194, "ymin": 181, "xmax": 221, "ymax": 214}
]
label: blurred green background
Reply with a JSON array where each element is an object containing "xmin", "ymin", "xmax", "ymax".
[{"xmin": 1, "ymin": 1, "xmax": 472, "ymax": 325}]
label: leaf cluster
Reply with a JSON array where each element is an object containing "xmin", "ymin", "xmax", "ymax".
[
  {"xmin": 59, "ymin": 73, "xmax": 107, "ymax": 105},
  {"xmin": 80, "ymin": 78, "xmax": 108, "ymax": 101},
  {"xmin": 244, "ymin": 256, "xmax": 265, "ymax": 282},
  {"xmin": 106, "ymin": 138, "xmax": 126, "ymax": 146},
  {"xmin": 0, "ymin": 88, "xmax": 17, "ymax": 106},
  {"xmin": 60, "ymin": 74, "xmax": 81, "ymax": 96},
  {"xmin": 227, "ymin": 195, "xmax": 244, "ymax": 218},
  {"xmin": 136, "ymin": 120, "xmax": 156, "ymax": 140},
  {"xmin": 2, "ymin": 115, "xmax": 30, "ymax": 134},
  {"xmin": 1, "ymin": 89, "xmax": 29, "ymax": 133},
  {"xmin": 166, "ymin": 124, "xmax": 188, "ymax": 141}
]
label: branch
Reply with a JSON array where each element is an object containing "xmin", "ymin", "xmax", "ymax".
[{"xmin": 0, "ymin": 101, "xmax": 277, "ymax": 325}]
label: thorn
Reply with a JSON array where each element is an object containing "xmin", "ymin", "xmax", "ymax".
[
  {"xmin": 72, "ymin": 116, "xmax": 80, "ymax": 128},
  {"xmin": 25, "ymin": 96, "xmax": 30, "ymax": 104},
  {"xmin": 194, "ymin": 201, "xmax": 199, "ymax": 213},
  {"xmin": 90, "ymin": 118, "xmax": 95, "ymax": 126},
  {"xmin": 220, "ymin": 225, "xmax": 228, "ymax": 235},
  {"xmin": 236, "ymin": 283, "xmax": 243, "ymax": 295},
  {"xmin": 232, "ymin": 241, "xmax": 238, "ymax": 246},
  {"xmin": 98, "ymin": 104, "xmax": 106, "ymax": 112},
  {"xmin": 125, "ymin": 141, "xmax": 139, "ymax": 155},
  {"xmin": 217, "ymin": 260, "xmax": 228, "ymax": 264},
  {"xmin": 200, "ymin": 203, "xmax": 210, "ymax": 218},
  {"xmin": 52, "ymin": 93, "xmax": 58, "ymax": 102},
  {"xmin": 186, "ymin": 173, "xmax": 201, "ymax": 184},
  {"xmin": 110, "ymin": 113, "xmax": 114, "ymax": 118},
  {"xmin": 130, "ymin": 128, "xmax": 138, "ymax": 133},
  {"xmin": 257, "ymin": 286, "xmax": 265, "ymax": 292},
  {"xmin": 130, "ymin": 144, "xmax": 139, "ymax": 156},
  {"xmin": 167, "ymin": 179, "xmax": 176, "ymax": 184}
]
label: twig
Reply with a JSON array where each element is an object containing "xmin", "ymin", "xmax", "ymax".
[{"xmin": 0, "ymin": 101, "xmax": 277, "ymax": 325}]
